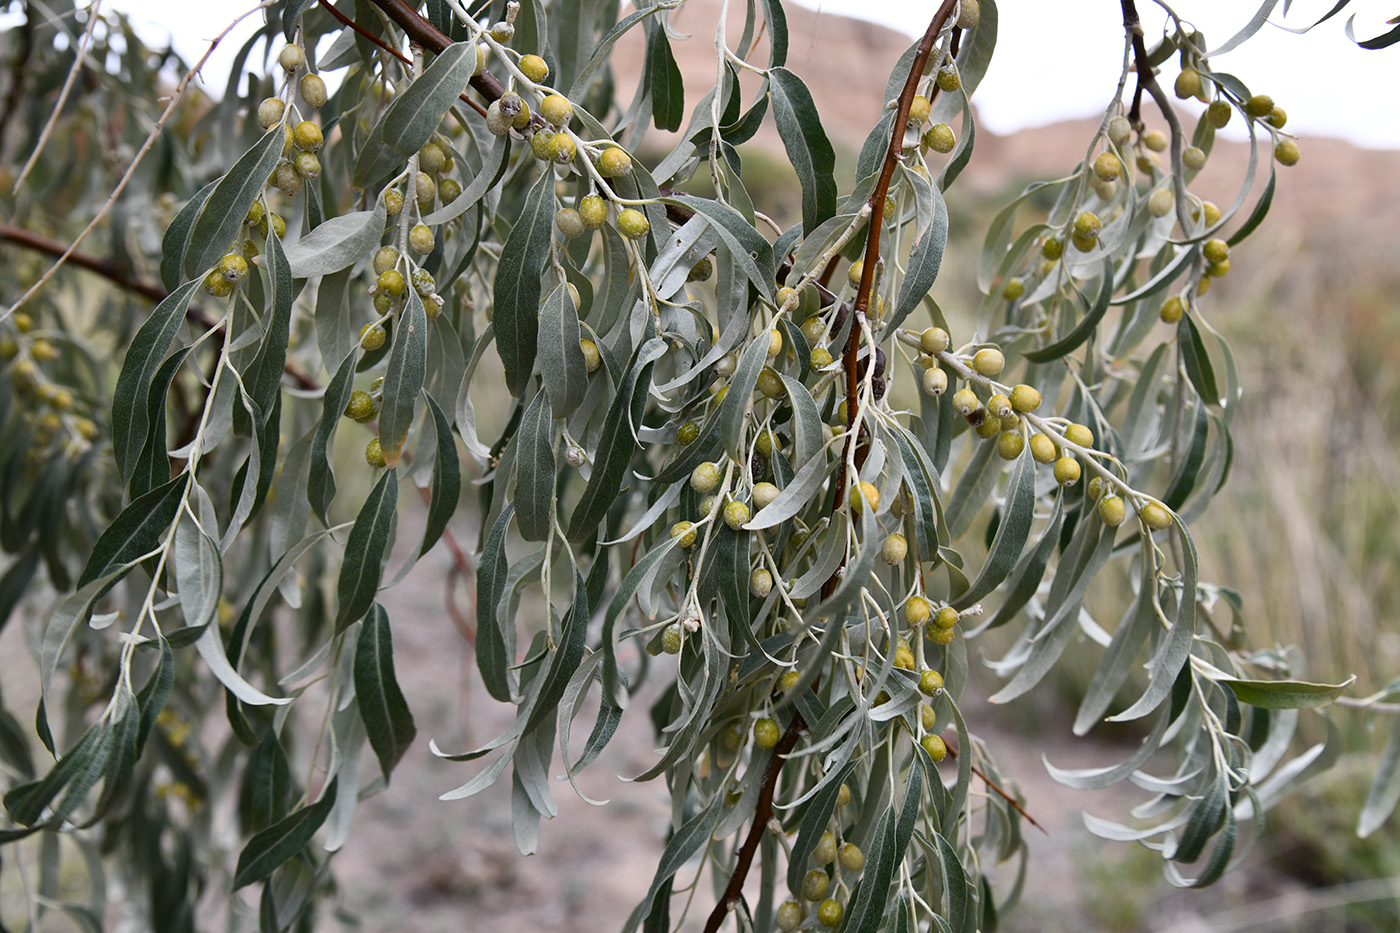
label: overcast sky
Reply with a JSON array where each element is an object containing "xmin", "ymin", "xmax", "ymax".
[{"xmin": 87, "ymin": 0, "xmax": 1400, "ymax": 149}]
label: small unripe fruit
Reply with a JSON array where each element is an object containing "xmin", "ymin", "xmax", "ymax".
[
  {"xmin": 723, "ymin": 722, "xmax": 746, "ymax": 749},
  {"xmin": 373, "ymin": 293, "xmax": 393, "ymax": 315},
  {"xmin": 936, "ymin": 64, "xmax": 960, "ymax": 92},
  {"xmin": 921, "ymin": 733, "xmax": 948, "ymax": 762},
  {"xmin": 1093, "ymin": 177, "xmax": 1118, "ymax": 202},
  {"xmin": 907, "ymin": 95, "xmax": 931, "ymax": 125},
  {"xmin": 837, "ymin": 784, "xmax": 851, "ymax": 807},
  {"xmin": 1030, "ymin": 433, "xmax": 1057, "ymax": 464},
  {"xmin": 716, "ymin": 352, "xmax": 738, "ymax": 378},
  {"xmin": 218, "ymin": 253, "xmax": 248, "ymax": 281},
  {"xmin": 550, "ymin": 133, "xmax": 577, "ymax": 164},
  {"xmin": 1073, "ymin": 231, "xmax": 1097, "ymax": 252},
  {"xmin": 692, "ymin": 462, "xmax": 722, "ymax": 494},
  {"xmin": 1098, "ymin": 495, "xmax": 1127, "ymax": 527},
  {"xmin": 1042, "ymin": 237, "xmax": 1065, "ymax": 262},
  {"xmin": 377, "ymin": 269, "xmax": 406, "ymax": 297},
  {"xmin": 957, "ymin": 0, "xmax": 980, "ymax": 29},
  {"xmin": 780, "ymin": 670, "xmax": 802, "ymax": 692},
  {"xmin": 1108, "ymin": 115, "xmax": 1132, "ymax": 146},
  {"xmin": 1087, "ymin": 476, "xmax": 1104, "ymax": 500},
  {"xmin": 409, "ymin": 224, "xmax": 435, "ymax": 254},
  {"xmin": 256, "ymin": 97, "xmax": 285, "ymax": 129},
  {"xmin": 598, "ymin": 147, "xmax": 632, "ymax": 178},
  {"xmin": 1148, "ymin": 188, "xmax": 1175, "ymax": 218},
  {"xmin": 1200, "ymin": 200, "xmax": 1222, "ymax": 227},
  {"xmin": 972, "ymin": 347, "xmax": 1005, "ymax": 376},
  {"xmin": 203, "ymin": 269, "xmax": 235, "ymax": 297},
  {"xmin": 384, "ymin": 189, "xmax": 404, "ymax": 216},
  {"xmin": 847, "ymin": 260, "xmax": 864, "ymax": 286},
  {"xmin": 931, "ymin": 606, "xmax": 957, "ymax": 631},
  {"xmin": 777, "ymin": 901, "xmax": 803, "ymax": 931},
  {"xmin": 1054, "ymin": 456, "xmax": 1081, "ymax": 486},
  {"xmin": 750, "ymin": 568, "xmax": 774, "ymax": 598},
  {"xmin": 921, "ymin": 705, "xmax": 938, "ymax": 731},
  {"xmin": 923, "ymin": 122, "xmax": 956, "ymax": 153},
  {"xmin": 1093, "ymin": 151, "xmax": 1121, "ymax": 182},
  {"xmin": 919, "ymin": 669, "xmax": 944, "ymax": 696},
  {"xmin": 1008, "ymin": 385, "xmax": 1039, "ymax": 414},
  {"xmin": 411, "ymin": 268, "xmax": 435, "ymax": 297},
  {"xmin": 677, "ymin": 421, "xmax": 701, "ymax": 445},
  {"xmin": 518, "ymin": 54, "xmax": 549, "ymax": 83},
  {"xmin": 997, "ymin": 430, "xmax": 1024, "ymax": 460},
  {"xmin": 752, "ymin": 482, "xmax": 780, "ymax": 510},
  {"xmin": 1160, "ymin": 295, "xmax": 1184, "ymax": 324},
  {"xmin": 816, "ymin": 898, "xmax": 843, "ymax": 927},
  {"xmin": 413, "ymin": 172, "xmax": 436, "ymax": 207},
  {"xmin": 670, "ymin": 521, "xmax": 698, "ymax": 548},
  {"xmin": 1074, "ymin": 211, "xmax": 1102, "ymax": 240},
  {"xmin": 540, "ymin": 93, "xmax": 572, "ymax": 126},
  {"xmin": 485, "ymin": 100, "xmax": 511, "ymax": 136},
  {"xmin": 438, "ymin": 177, "xmax": 462, "ymax": 204},
  {"xmin": 1208, "ymin": 258, "xmax": 1230, "ymax": 278},
  {"xmin": 837, "ymin": 843, "xmax": 865, "ymax": 872},
  {"xmin": 880, "ymin": 532, "xmax": 908, "ymax": 565},
  {"xmin": 757, "ymin": 367, "xmax": 785, "ymax": 400},
  {"xmin": 617, "ymin": 208, "xmax": 649, "ymax": 240},
  {"xmin": 689, "ymin": 256, "xmax": 714, "ymax": 281},
  {"xmin": 1182, "ymin": 145, "xmax": 1208, "ymax": 172},
  {"xmin": 300, "ymin": 73, "xmax": 327, "ymax": 108},
  {"xmin": 661, "ymin": 623, "xmax": 683, "ymax": 655},
  {"xmin": 1268, "ymin": 105, "xmax": 1287, "ymax": 129},
  {"xmin": 987, "ymin": 393, "xmax": 1012, "ymax": 419},
  {"xmin": 578, "ymin": 194, "xmax": 608, "ymax": 229},
  {"xmin": 359, "ymin": 323, "xmax": 387, "ymax": 351},
  {"xmin": 1208, "ymin": 99, "xmax": 1233, "ymax": 128},
  {"xmin": 1245, "ymin": 94, "xmax": 1274, "ymax": 118},
  {"xmin": 345, "ymin": 390, "xmax": 376, "ymax": 422},
  {"xmin": 920, "ymin": 326, "xmax": 950, "ymax": 354},
  {"xmin": 1198, "ymin": 276, "xmax": 1212, "ymax": 297},
  {"xmin": 1174, "ymin": 69, "xmax": 1202, "ymax": 100},
  {"xmin": 1002, "ymin": 278, "xmax": 1025, "ymax": 301},
  {"xmin": 802, "ymin": 869, "xmax": 830, "ymax": 902},
  {"xmin": 417, "ymin": 142, "xmax": 446, "ymax": 176},
  {"xmin": 1275, "ymin": 139, "xmax": 1300, "ymax": 166},
  {"xmin": 278, "ymin": 44, "xmax": 305, "ymax": 72},
  {"xmin": 373, "ymin": 246, "xmax": 399, "ymax": 275},
  {"xmin": 580, "ymin": 338, "xmax": 602, "ymax": 373},
  {"xmin": 905, "ymin": 597, "xmax": 931, "ymax": 628},
  {"xmin": 850, "ymin": 480, "xmax": 879, "ymax": 515},
  {"xmin": 1136, "ymin": 152, "xmax": 1158, "ymax": 174},
  {"xmin": 1203, "ymin": 238, "xmax": 1230, "ymax": 265},
  {"xmin": 1140, "ymin": 501, "xmax": 1173, "ymax": 530},
  {"xmin": 724, "ymin": 500, "xmax": 750, "ymax": 530},
  {"xmin": 922, "ymin": 367, "xmax": 948, "ymax": 396},
  {"xmin": 952, "ymin": 387, "xmax": 978, "ymax": 416},
  {"xmin": 293, "ymin": 120, "xmax": 323, "ymax": 151},
  {"xmin": 1143, "ymin": 129, "xmax": 1168, "ymax": 152},
  {"xmin": 365, "ymin": 438, "xmax": 387, "ymax": 468},
  {"xmin": 1063, "ymin": 423, "xmax": 1094, "ymax": 448},
  {"xmin": 754, "ymin": 717, "xmax": 780, "ymax": 748},
  {"xmin": 276, "ymin": 161, "xmax": 304, "ymax": 196},
  {"xmin": 812, "ymin": 347, "xmax": 834, "ymax": 369},
  {"xmin": 814, "ymin": 831, "xmax": 837, "ymax": 864}
]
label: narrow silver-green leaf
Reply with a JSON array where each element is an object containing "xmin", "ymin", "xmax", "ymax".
[
  {"xmin": 308, "ymin": 351, "xmax": 357, "ymax": 524},
  {"xmin": 1359, "ymin": 715, "xmax": 1400, "ymax": 838},
  {"xmin": 77, "ymin": 475, "xmax": 186, "ymax": 589},
  {"xmin": 418, "ymin": 393, "xmax": 461, "ymax": 557},
  {"xmin": 334, "ymin": 469, "xmax": 398, "ymax": 632},
  {"xmin": 885, "ymin": 168, "xmax": 949, "ymax": 336},
  {"xmin": 378, "ymin": 291, "xmax": 429, "ymax": 467},
  {"xmin": 768, "ymin": 67, "xmax": 836, "ymax": 234},
  {"xmin": 173, "ymin": 514, "xmax": 222, "ymax": 630},
  {"xmin": 1220, "ymin": 676, "xmax": 1354, "ymax": 710},
  {"xmin": 494, "ymin": 170, "xmax": 556, "ymax": 397},
  {"xmin": 281, "ymin": 202, "xmax": 386, "ymax": 278},
  {"xmin": 537, "ymin": 285, "xmax": 589, "ymax": 418},
  {"xmin": 183, "ymin": 127, "xmax": 283, "ymax": 279},
  {"xmin": 515, "ymin": 391, "xmax": 555, "ymax": 542},
  {"xmin": 112, "ymin": 280, "xmax": 200, "ymax": 483},
  {"xmin": 954, "ymin": 446, "xmax": 1036, "ymax": 608},
  {"xmin": 232, "ymin": 777, "xmax": 338, "ymax": 889},
  {"xmin": 355, "ymin": 604, "xmax": 417, "ymax": 780},
  {"xmin": 660, "ymin": 195, "xmax": 776, "ymax": 300}
]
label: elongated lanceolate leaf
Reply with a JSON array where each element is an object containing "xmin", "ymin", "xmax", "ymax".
[
  {"xmin": 378, "ymin": 291, "xmax": 429, "ymax": 467},
  {"xmin": 515, "ymin": 391, "xmax": 555, "ymax": 542},
  {"xmin": 308, "ymin": 352, "xmax": 357, "ymax": 524},
  {"xmin": 183, "ymin": 128, "xmax": 283, "ymax": 279},
  {"xmin": 494, "ymin": 170, "xmax": 555, "ymax": 396},
  {"xmin": 885, "ymin": 169, "xmax": 948, "ymax": 335},
  {"xmin": 418, "ymin": 394, "xmax": 461, "ymax": 557},
  {"xmin": 659, "ymin": 195, "xmax": 775, "ymax": 299},
  {"xmin": 112, "ymin": 281, "xmax": 200, "ymax": 484},
  {"xmin": 334, "ymin": 469, "xmax": 398, "ymax": 631},
  {"xmin": 281, "ymin": 203, "xmax": 386, "ymax": 278},
  {"xmin": 77, "ymin": 476, "xmax": 186, "ymax": 588},
  {"xmin": 1220, "ymin": 676, "xmax": 1354, "ymax": 710},
  {"xmin": 536, "ymin": 285, "xmax": 588, "ymax": 417},
  {"xmin": 233, "ymin": 777, "xmax": 338, "ymax": 889},
  {"xmin": 355, "ymin": 604, "xmax": 417, "ymax": 779},
  {"xmin": 768, "ymin": 67, "xmax": 836, "ymax": 233}
]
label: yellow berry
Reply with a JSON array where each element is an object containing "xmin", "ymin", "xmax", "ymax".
[
  {"xmin": 801, "ymin": 868, "xmax": 830, "ymax": 902},
  {"xmin": 1208, "ymin": 99, "xmax": 1232, "ymax": 128},
  {"xmin": 409, "ymin": 224, "xmax": 435, "ymax": 255},
  {"xmin": 1097, "ymin": 495, "xmax": 1127, "ymax": 527},
  {"xmin": 256, "ymin": 97, "xmax": 285, "ymax": 130},
  {"xmin": 811, "ymin": 347, "xmax": 833, "ymax": 369},
  {"xmin": 300, "ymin": 73, "xmax": 327, "ymax": 108},
  {"xmin": 752, "ymin": 482, "xmax": 780, "ymax": 509},
  {"xmin": 418, "ymin": 142, "xmax": 446, "ymax": 175},
  {"xmin": 972, "ymin": 347, "xmax": 1005, "ymax": 376},
  {"xmin": 904, "ymin": 596, "xmax": 931, "ymax": 627},
  {"xmin": 951, "ymin": 387, "xmax": 978, "ymax": 417},
  {"xmin": 920, "ymin": 327, "xmax": 950, "ymax": 354},
  {"xmin": 1183, "ymin": 146, "xmax": 1207, "ymax": 171},
  {"xmin": 1140, "ymin": 501, "xmax": 1173, "ymax": 530},
  {"xmin": 936, "ymin": 65, "xmax": 960, "ymax": 93},
  {"xmin": 922, "ymin": 367, "xmax": 948, "ymax": 396},
  {"xmin": 1174, "ymin": 69, "xmax": 1202, "ymax": 100},
  {"xmin": 1149, "ymin": 188, "xmax": 1175, "ymax": 218},
  {"xmin": 757, "ymin": 367, "xmax": 785, "ymax": 400},
  {"xmin": 923, "ymin": 122, "xmax": 956, "ymax": 153},
  {"xmin": 880, "ymin": 532, "xmax": 908, "ymax": 565},
  {"xmin": 365, "ymin": 438, "xmax": 387, "ymax": 468},
  {"xmin": 1108, "ymin": 115, "xmax": 1132, "ymax": 146},
  {"xmin": 617, "ymin": 208, "xmax": 649, "ymax": 240},
  {"xmin": 1143, "ymin": 130, "xmax": 1168, "ymax": 152},
  {"xmin": 1063, "ymin": 423, "xmax": 1094, "ymax": 448},
  {"xmin": 518, "ymin": 54, "xmax": 549, "ymax": 84},
  {"xmin": 556, "ymin": 208, "xmax": 585, "ymax": 238},
  {"xmin": 750, "ymin": 568, "xmax": 774, "ymax": 598},
  {"xmin": 850, "ymin": 480, "xmax": 879, "ymax": 515},
  {"xmin": 359, "ymin": 323, "xmax": 387, "ymax": 351},
  {"xmin": 1245, "ymin": 94, "xmax": 1274, "ymax": 118},
  {"xmin": 724, "ymin": 500, "xmax": 750, "ymax": 530},
  {"xmin": 997, "ymin": 430, "xmax": 1024, "ymax": 460},
  {"xmin": 1275, "ymin": 139, "xmax": 1300, "ymax": 166},
  {"xmin": 598, "ymin": 147, "xmax": 632, "ymax": 178},
  {"xmin": 677, "ymin": 421, "xmax": 700, "ymax": 445},
  {"xmin": 578, "ymin": 194, "xmax": 608, "ymax": 229},
  {"xmin": 1002, "ymin": 278, "xmax": 1025, "ymax": 301},
  {"xmin": 293, "ymin": 120, "xmax": 323, "ymax": 151},
  {"xmin": 661, "ymin": 623, "xmax": 683, "ymax": 654},
  {"xmin": 837, "ymin": 842, "xmax": 865, "ymax": 872},
  {"xmin": 670, "ymin": 521, "xmax": 697, "ymax": 548},
  {"xmin": 540, "ymin": 93, "xmax": 573, "ymax": 126},
  {"xmin": 1029, "ymin": 433, "xmax": 1057, "ymax": 464},
  {"xmin": 1054, "ymin": 456, "xmax": 1081, "ymax": 486},
  {"xmin": 1093, "ymin": 151, "xmax": 1121, "ymax": 182},
  {"xmin": 933, "ymin": 606, "xmax": 958, "ymax": 630},
  {"xmin": 580, "ymin": 338, "xmax": 602, "ymax": 373},
  {"xmin": 1268, "ymin": 105, "xmax": 1287, "ymax": 129},
  {"xmin": 1160, "ymin": 295, "xmax": 1184, "ymax": 324},
  {"xmin": 921, "ymin": 733, "xmax": 948, "ymax": 762},
  {"xmin": 278, "ymin": 44, "xmax": 305, "ymax": 72},
  {"xmin": 919, "ymin": 669, "xmax": 944, "ymax": 696}
]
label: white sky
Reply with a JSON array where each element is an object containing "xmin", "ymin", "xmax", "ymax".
[{"xmin": 81, "ymin": 1, "xmax": 1400, "ymax": 150}]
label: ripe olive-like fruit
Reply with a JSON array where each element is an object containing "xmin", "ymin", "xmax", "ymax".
[
  {"xmin": 812, "ymin": 347, "xmax": 834, "ymax": 369},
  {"xmin": 907, "ymin": 95, "xmax": 931, "ymax": 125},
  {"xmin": 373, "ymin": 246, "xmax": 400, "ymax": 276},
  {"xmin": 815, "ymin": 831, "xmax": 838, "ymax": 865},
  {"xmin": 550, "ymin": 133, "xmax": 577, "ymax": 164},
  {"xmin": 922, "ymin": 367, "xmax": 948, "ymax": 396},
  {"xmin": 485, "ymin": 100, "xmax": 512, "ymax": 136},
  {"xmin": 1275, "ymin": 139, "xmax": 1300, "ymax": 166},
  {"xmin": 345, "ymin": 390, "xmax": 376, "ymax": 422},
  {"xmin": 750, "ymin": 568, "xmax": 774, "ymax": 598},
  {"xmin": 1174, "ymin": 68, "xmax": 1202, "ymax": 100},
  {"xmin": 921, "ymin": 733, "xmax": 948, "ymax": 762},
  {"xmin": 276, "ymin": 160, "xmax": 304, "ymax": 196},
  {"xmin": 933, "ymin": 606, "xmax": 959, "ymax": 630},
  {"xmin": 777, "ymin": 901, "xmax": 804, "ymax": 931},
  {"xmin": 204, "ymin": 269, "xmax": 235, "ymax": 297},
  {"xmin": 972, "ymin": 347, "xmax": 1005, "ymax": 376},
  {"xmin": 850, "ymin": 480, "xmax": 879, "ymax": 515},
  {"xmin": 1143, "ymin": 129, "xmax": 1168, "ymax": 152},
  {"xmin": 261, "ymin": 211, "xmax": 286, "ymax": 240},
  {"xmin": 1160, "ymin": 295, "xmax": 1184, "ymax": 324},
  {"xmin": 383, "ymin": 189, "xmax": 404, "ymax": 216},
  {"xmin": 1208, "ymin": 99, "xmax": 1233, "ymax": 128},
  {"xmin": 757, "ymin": 367, "xmax": 785, "ymax": 400},
  {"xmin": 578, "ymin": 194, "xmax": 608, "ymax": 229},
  {"xmin": 1087, "ymin": 476, "xmax": 1104, "ymax": 500},
  {"xmin": 1135, "ymin": 152, "xmax": 1158, "ymax": 174},
  {"xmin": 1098, "ymin": 495, "xmax": 1127, "ymax": 526},
  {"xmin": 905, "ymin": 596, "xmax": 931, "ymax": 627},
  {"xmin": 257, "ymin": 97, "xmax": 285, "ymax": 130},
  {"xmin": 1009, "ymin": 384, "xmax": 1040, "ymax": 413},
  {"xmin": 816, "ymin": 898, "xmax": 843, "ymax": 927},
  {"xmin": 518, "ymin": 54, "xmax": 549, "ymax": 83},
  {"xmin": 1208, "ymin": 258, "xmax": 1230, "ymax": 278},
  {"xmin": 1198, "ymin": 276, "xmax": 1212, "ymax": 297},
  {"xmin": 754, "ymin": 717, "xmax": 781, "ymax": 748},
  {"xmin": 766, "ymin": 328, "xmax": 784, "ymax": 359},
  {"xmin": 540, "ymin": 93, "xmax": 573, "ymax": 126},
  {"xmin": 957, "ymin": 0, "xmax": 981, "ymax": 29},
  {"xmin": 1199, "ymin": 200, "xmax": 1222, "ymax": 227},
  {"xmin": 418, "ymin": 142, "xmax": 446, "ymax": 175},
  {"xmin": 1002, "ymin": 278, "xmax": 1025, "ymax": 301},
  {"xmin": 1108, "ymin": 115, "xmax": 1132, "ymax": 146},
  {"xmin": 1028, "ymin": 433, "xmax": 1056, "ymax": 464},
  {"xmin": 1203, "ymin": 238, "xmax": 1230, "ymax": 265},
  {"xmin": 1148, "ymin": 188, "xmax": 1175, "ymax": 218},
  {"xmin": 752, "ymin": 481, "xmax": 780, "ymax": 509},
  {"xmin": 278, "ymin": 44, "xmax": 305, "ymax": 72},
  {"xmin": 837, "ymin": 843, "xmax": 865, "ymax": 872},
  {"xmin": 987, "ymin": 393, "xmax": 1012, "ymax": 419},
  {"xmin": 407, "ymin": 224, "xmax": 434, "ymax": 255},
  {"xmin": 846, "ymin": 259, "xmax": 865, "ymax": 286},
  {"xmin": 1182, "ymin": 146, "xmax": 1207, "ymax": 171},
  {"xmin": 1092, "ymin": 177, "xmax": 1118, "ymax": 202},
  {"xmin": 936, "ymin": 64, "xmax": 960, "ymax": 92},
  {"xmin": 921, "ymin": 326, "xmax": 950, "ymax": 354},
  {"xmin": 724, "ymin": 500, "xmax": 751, "ymax": 529},
  {"xmin": 218, "ymin": 253, "xmax": 248, "ymax": 282},
  {"xmin": 779, "ymin": 670, "xmax": 802, "ymax": 692},
  {"xmin": 438, "ymin": 177, "xmax": 462, "ymax": 204},
  {"xmin": 677, "ymin": 421, "xmax": 701, "ymax": 445},
  {"xmin": 997, "ymin": 430, "xmax": 1025, "ymax": 460},
  {"xmin": 1093, "ymin": 151, "xmax": 1121, "ymax": 182},
  {"xmin": 1054, "ymin": 456, "xmax": 1081, "ymax": 486},
  {"xmin": 921, "ymin": 704, "xmax": 938, "ymax": 730},
  {"xmin": 952, "ymin": 387, "xmax": 978, "ymax": 416},
  {"xmin": 413, "ymin": 172, "xmax": 436, "ymax": 207},
  {"xmin": 365, "ymin": 437, "xmax": 387, "ymax": 468},
  {"xmin": 377, "ymin": 269, "xmax": 406, "ymax": 297},
  {"xmin": 300, "ymin": 73, "xmax": 327, "ymax": 108},
  {"xmin": 1073, "ymin": 211, "xmax": 1102, "ymax": 240},
  {"xmin": 617, "ymin": 208, "xmax": 649, "ymax": 240},
  {"xmin": 880, "ymin": 532, "xmax": 908, "ymax": 565},
  {"xmin": 1268, "ymin": 105, "xmax": 1287, "ymax": 129},
  {"xmin": 1140, "ymin": 501, "xmax": 1173, "ymax": 530},
  {"xmin": 580, "ymin": 338, "xmax": 602, "ymax": 373},
  {"xmin": 1042, "ymin": 238, "xmax": 1066, "ymax": 264},
  {"xmin": 670, "ymin": 521, "xmax": 698, "ymax": 549},
  {"xmin": 801, "ymin": 869, "xmax": 830, "ymax": 902},
  {"xmin": 411, "ymin": 268, "xmax": 435, "ymax": 297},
  {"xmin": 293, "ymin": 120, "xmax": 323, "ymax": 151},
  {"xmin": 1063, "ymin": 423, "xmax": 1094, "ymax": 448},
  {"xmin": 359, "ymin": 322, "xmax": 387, "ymax": 351},
  {"xmin": 661, "ymin": 623, "xmax": 683, "ymax": 655},
  {"xmin": 754, "ymin": 429, "xmax": 780, "ymax": 457},
  {"xmin": 919, "ymin": 669, "xmax": 945, "ymax": 696},
  {"xmin": 723, "ymin": 722, "xmax": 746, "ymax": 749},
  {"xmin": 1245, "ymin": 94, "xmax": 1274, "ymax": 118},
  {"xmin": 598, "ymin": 146, "xmax": 633, "ymax": 178},
  {"xmin": 555, "ymin": 207, "xmax": 585, "ymax": 238},
  {"xmin": 923, "ymin": 122, "xmax": 956, "ymax": 153}
]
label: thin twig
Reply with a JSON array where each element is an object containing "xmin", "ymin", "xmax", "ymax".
[
  {"xmin": 941, "ymin": 734, "xmax": 1046, "ymax": 834},
  {"xmin": 14, "ymin": 0, "xmax": 102, "ymax": 192}
]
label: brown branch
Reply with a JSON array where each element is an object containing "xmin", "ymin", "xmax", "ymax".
[
  {"xmin": 701, "ymin": 714, "xmax": 805, "ymax": 933},
  {"xmin": 0, "ymin": 222, "xmax": 319, "ymax": 390},
  {"xmin": 941, "ymin": 733, "xmax": 1046, "ymax": 835},
  {"xmin": 1121, "ymin": 0, "xmax": 1153, "ymax": 126}
]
